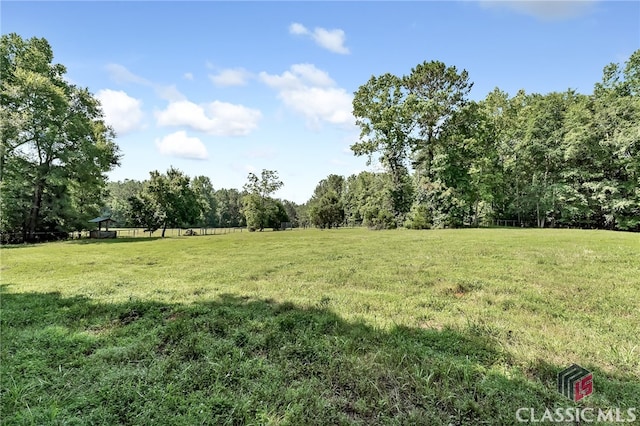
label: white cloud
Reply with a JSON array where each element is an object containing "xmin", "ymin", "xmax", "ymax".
[
  {"xmin": 155, "ymin": 100, "xmax": 262, "ymax": 136},
  {"xmin": 155, "ymin": 131, "xmax": 208, "ymax": 160},
  {"xmin": 260, "ymin": 64, "xmax": 354, "ymax": 129},
  {"xmin": 289, "ymin": 22, "xmax": 309, "ymax": 35},
  {"xmin": 280, "ymin": 87, "xmax": 353, "ymax": 127},
  {"xmin": 289, "ymin": 22, "xmax": 350, "ymax": 54},
  {"xmin": 96, "ymin": 89, "xmax": 144, "ymax": 135},
  {"xmin": 209, "ymin": 68, "xmax": 251, "ymax": 87},
  {"xmin": 106, "ymin": 64, "xmax": 150, "ymax": 85},
  {"xmin": 259, "ymin": 63, "xmax": 334, "ymax": 90},
  {"xmin": 155, "ymin": 85, "xmax": 186, "ymax": 102},
  {"xmin": 478, "ymin": 0, "xmax": 598, "ymax": 20},
  {"xmin": 106, "ymin": 63, "xmax": 186, "ymax": 101},
  {"xmin": 291, "ymin": 64, "xmax": 335, "ymax": 87},
  {"xmin": 313, "ymin": 27, "xmax": 350, "ymax": 55},
  {"xmin": 184, "ymin": 72, "xmax": 194, "ymax": 80}
]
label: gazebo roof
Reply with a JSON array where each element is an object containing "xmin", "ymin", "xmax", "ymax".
[{"xmin": 88, "ymin": 216, "xmax": 116, "ymax": 223}]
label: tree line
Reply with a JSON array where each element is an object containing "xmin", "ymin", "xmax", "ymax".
[
  {"xmin": 306, "ymin": 52, "xmax": 639, "ymax": 231},
  {"xmin": 106, "ymin": 168, "xmax": 298, "ymax": 237},
  {"xmin": 101, "ymin": 50, "xmax": 640, "ymax": 233},
  {"xmin": 1, "ymin": 33, "xmax": 637, "ymax": 243}
]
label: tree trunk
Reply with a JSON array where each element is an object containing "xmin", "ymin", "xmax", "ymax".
[
  {"xmin": 161, "ymin": 223, "xmax": 167, "ymax": 238},
  {"xmin": 474, "ymin": 200, "xmax": 480, "ymax": 227},
  {"xmin": 0, "ymin": 151, "xmax": 5, "ymax": 183},
  {"xmin": 542, "ymin": 169, "xmax": 549, "ymax": 229},
  {"xmin": 424, "ymin": 129, "xmax": 434, "ymax": 181},
  {"xmin": 27, "ymin": 178, "xmax": 45, "ymax": 242},
  {"xmin": 22, "ymin": 219, "xmax": 28, "ymax": 244}
]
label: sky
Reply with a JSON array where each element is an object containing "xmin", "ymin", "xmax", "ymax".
[{"xmin": 2, "ymin": 1, "xmax": 639, "ymax": 204}]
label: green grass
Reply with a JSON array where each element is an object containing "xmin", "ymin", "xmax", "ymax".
[{"xmin": 1, "ymin": 228, "xmax": 639, "ymax": 424}]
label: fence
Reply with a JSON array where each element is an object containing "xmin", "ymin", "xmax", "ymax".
[
  {"xmin": 111, "ymin": 227, "xmax": 246, "ymax": 238},
  {"xmin": 1, "ymin": 226, "xmax": 348, "ymax": 244},
  {"xmin": 495, "ymin": 220, "xmax": 521, "ymax": 227},
  {"xmin": 1, "ymin": 228, "xmax": 247, "ymax": 244}
]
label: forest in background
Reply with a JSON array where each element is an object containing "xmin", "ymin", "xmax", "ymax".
[
  {"xmin": 101, "ymin": 49, "xmax": 640, "ymax": 233},
  {"xmin": 1, "ymin": 32, "xmax": 638, "ymax": 242}
]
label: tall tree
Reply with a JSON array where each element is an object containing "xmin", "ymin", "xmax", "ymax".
[
  {"xmin": 281, "ymin": 200, "xmax": 300, "ymax": 228},
  {"xmin": 0, "ymin": 33, "xmax": 120, "ymax": 241},
  {"xmin": 307, "ymin": 174, "xmax": 345, "ymax": 228},
  {"xmin": 215, "ymin": 188, "xmax": 245, "ymax": 227},
  {"xmin": 418, "ymin": 100, "xmax": 503, "ymax": 228},
  {"xmin": 352, "ymin": 73, "xmax": 415, "ymax": 224},
  {"xmin": 404, "ymin": 60, "xmax": 473, "ymax": 179},
  {"xmin": 399, "ymin": 61, "xmax": 474, "ymax": 228},
  {"xmin": 517, "ymin": 91, "xmax": 579, "ymax": 227},
  {"xmin": 477, "ymin": 88, "xmax": 515, "ymax": 223},
  {"xmin": 341, "ymin": 171, "xmax": 397, "ymax": 229},
  {"xmin": 242, "ymin": 169, "xmax": 284, "ymax": 231},
  {"xmin": 127, "ymin": 191, "xmax": 162, "ymax": 235},
  {"xmin": 128, "ymin": 167, "xmax": 200, "ymax": 237},
  {"xmin": 104, "ymin": 179, "xmax": 144, "ymax": 226},
  {"xmin": 566, "ymin": 50, "xmax": 640, "ymax": 230},
  {"xmin": 191, "ymin": 175, "xmax": 218, "ymax": 228}
]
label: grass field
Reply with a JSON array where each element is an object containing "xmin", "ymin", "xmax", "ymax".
[{"xmin": 1, "ymin": 228, "xmax": 639, "ymax": 425}]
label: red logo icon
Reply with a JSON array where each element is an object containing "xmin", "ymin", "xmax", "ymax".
[{"xmin": 558, "ymin": 364, "xmax": 593, "ymax": 401}]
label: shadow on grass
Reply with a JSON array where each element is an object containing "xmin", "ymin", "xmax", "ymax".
[
  {"xmin": 65, "ymin": 237, "xmax": 164, "ymax": 245},
  {"xmin": 1, "ymin": 287, "xmax": 638, "ymax": 425},
  {"xmin": 0, "ymin": 237, "xmax": 164, "ymax": 249}
]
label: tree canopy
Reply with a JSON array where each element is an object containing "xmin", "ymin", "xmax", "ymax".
[
  {"xmin": 242, "ymin": 169, "xmax": 286, "ymax": 231},
  {"xmin": 343, "ymin": 52, "xmax": 639, "ymax": 231},
  {"xmin": 128, "ymin": 167, "xmax": 201, "ymax": 237},
  {"xmin": 1, "ymin": 33, "xmax": 120, "ymax": 242}
]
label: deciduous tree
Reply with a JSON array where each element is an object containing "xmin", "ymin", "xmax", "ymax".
[
  {"xmin": 242, "ymin": 169, "xmax": 284, "ymax": 231},
  {"xmin": 215, "ymin": 188, "xmax": 245, "ymax": 228},
  {"xmin": 308, "ymin": 174, "xmax": 345, "ymax": 228},
  {"xmin": 191, "ymin": 175, "xmax": 218, "ymax": 228},
  {"xmin": 352, "ymin": 73, "xmax": 415, "ymax": 223},
  {"xmin": 0, "ymin": 33, "xmax": 120, "ymax": 241},
  {"xmin": 128, "ymin": 167, "xmax": 200, "ymax": 237},
  {"xmin": 404, "ymin": 60, "xmax": 473, "ymax": 179}
]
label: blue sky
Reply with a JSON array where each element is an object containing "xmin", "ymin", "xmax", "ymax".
[{"xmin": 3, "ymin": 1, "xmax": 639, "ymax": 203}]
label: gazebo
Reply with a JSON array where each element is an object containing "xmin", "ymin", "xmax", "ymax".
[{"xmin": 88, "ymin": 216, "xmax": 117, "ymax": 239}]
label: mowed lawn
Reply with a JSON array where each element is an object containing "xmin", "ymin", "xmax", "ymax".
[{"xmin": 1, "ymin": 228, "xmax": 639, "ymax": 425}]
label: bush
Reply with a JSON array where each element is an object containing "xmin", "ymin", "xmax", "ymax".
[
  {"xmin": 404, "ymin": 204, "xmax": 432, "ymax": 230},
  {"xmin": 363, "ymin": 207, "xmax": 397, "ymax": 230}
]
